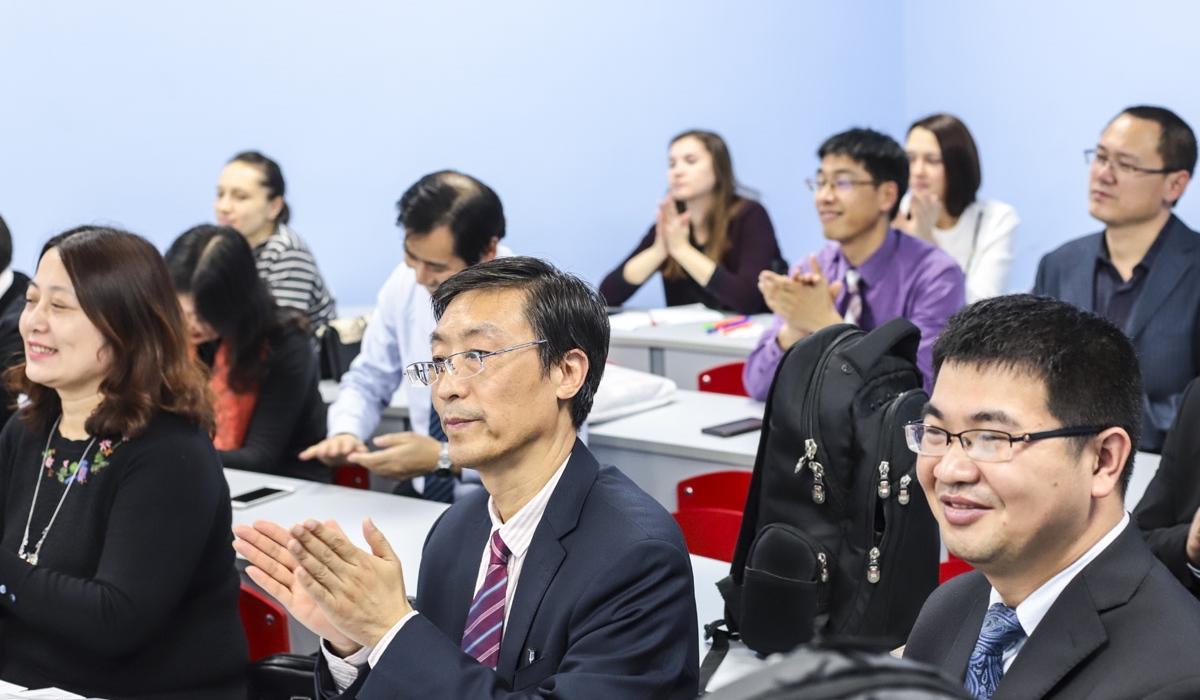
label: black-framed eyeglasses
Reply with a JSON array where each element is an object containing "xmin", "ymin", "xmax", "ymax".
[
  {"xmin": 1084, "ymin": 149, "xmax": 1174, "ymax": 178},
  {"xmin": 405, "ymin": 339, "xmax": 547, "ymax": 387},
  {"xmin": 806, "ymin": 177, "xmax": 877, "ymax": 193},
  {"xmin": 904, "ymin": 422, "xmax": 1106, "ymax": 463}
]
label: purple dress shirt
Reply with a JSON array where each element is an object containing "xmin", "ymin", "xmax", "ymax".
[{"xmin": 743, "ymin": 229, "xmax": 966, "ymax": 400}]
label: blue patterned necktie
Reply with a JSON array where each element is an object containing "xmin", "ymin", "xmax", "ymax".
[
  {"xmin": 964, "ymin": 603, "xmax": 1025, "ymax": 700},
  {"xmin": 422, "ymin": 402, "xmax": 455, "ymax": 504}
]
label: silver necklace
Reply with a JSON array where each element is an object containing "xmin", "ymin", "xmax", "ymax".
[{"xmin": 18, "ymin": 416, "xmax": 97, "ymax": 566}]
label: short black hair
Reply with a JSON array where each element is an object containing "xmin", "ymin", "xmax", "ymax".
[
  {"xmin": 932, "ymin": 294, "xmax": 1142, "ymax": 494},
  {"xmin": 397, "ymin": 171, "xmax": 506, "ymax": 266},
  {"xmin": 818, "ymin": 128, "xmax": 909, "ymax": 220},
  {"xmin": 1119, "ymin": 106, "xmax": 1197, "ymax": 177},
  {"xmin": 0, "ymin": 213, "xmax": 11, "ymax": 271},
  {"xmin": 430, "ymin": 257, "xmax": 608, "ymax": 429}
]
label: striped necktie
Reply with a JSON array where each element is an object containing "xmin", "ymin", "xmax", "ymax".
[
  {"xmin": 423, "ymin": 402, "xmax": 455, "ymax": 503},
  {"xmin": 964, "ymin": 603, "xmax": 1025, "ymax": 700},
  {"xmin": 461, "ymin": 530, "xmax": 510, "ymax": 668},
  {"xmin": 843, "ymin": 268, "xmax": 863, "ymax": 325}
]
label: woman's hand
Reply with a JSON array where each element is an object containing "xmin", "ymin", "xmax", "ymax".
[
  {"xmin": 656, "ymin": 197, "xmax": 693, "ymax": 257},
  {"xmin": 902, "ymin": 191, "xmax": 941, "ymax": 242}
]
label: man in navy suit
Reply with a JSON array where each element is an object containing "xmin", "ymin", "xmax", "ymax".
[
  {"xmin": 1034, "ymin": 105, "xmax": 1200, "ymax": 452},
  {"xmin": 235, "ymin": 257, "xmax": 699, "ymax": 698},
  {"xmin": 904, "ymin": 295, "xmax": 1200, "ymax": 699}
]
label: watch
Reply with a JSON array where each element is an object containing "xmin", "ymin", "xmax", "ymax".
[{"xmin": 433, "ymin": 441, "xmax": 454, "ymax": 479}]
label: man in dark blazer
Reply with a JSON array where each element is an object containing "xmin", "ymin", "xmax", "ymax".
[
  {"xmin": 904, "ymin": 294, "xmax": 1200, "ymax": 699},
  {"xmin": 1135, "ymin": 376, "xmax": 1200, "ymax": 597},
  {"xmin": 1033, "ymin": 105, "xmax": 1200, "ymax": 453},
  {"xmin": 235, "ymin": 257, "xmax": 699, "ymax": 699}
]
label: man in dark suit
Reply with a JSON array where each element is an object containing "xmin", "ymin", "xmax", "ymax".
[
  {"xmin": 0, "ymin": 214, "xmax": 31, "ymax": 425},
  {"xmin": 1033, "ymin": 105, "xmax": 1200, "ymax": 453},
  {"xmin": 235, "ymin": 257, "xmax": 699, "ymax": 698},
  {"xmin": 904, "ymin": 294, "xmax": 1200, "ymax": 700},
  {"xmin": 1135, "ymin": 376, "xmax": 1200, "ymax": 597}
]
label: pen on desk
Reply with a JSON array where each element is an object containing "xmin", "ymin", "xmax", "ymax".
[
  {"xmin": 718, "ymin": 318, "xmax": 754, "ymax": 334},
  {"xmin": 706, "ymin": 315, "xmax": 748, "ymax": 333}
]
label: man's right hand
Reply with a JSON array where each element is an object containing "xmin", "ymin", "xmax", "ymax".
[
  {"xmin": 233, "ymin": 520, "xmax": 362, "ymax": 655},
  {"xmin": 299, "ymin": 433, "xmax": 369, "ymax": 467},
  {"xmin": 1186, "ymin": 505, "xmax": 1200, "ymax": 568},
  {"xmin": 345, "ymin": 432, "xmax": 442, "ymax": 480}
]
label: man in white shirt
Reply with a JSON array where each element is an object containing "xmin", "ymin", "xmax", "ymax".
[
  {"xmin": 234, "ymin": 257, "xmax": 698, "ymax": 699},
  {"xmin": 300, "ymin": 171, "xmax": 510, "ymax": 502},
  {"xmin": 903, "ymin": 294, "xmax": 1200, "ymax": 699}
]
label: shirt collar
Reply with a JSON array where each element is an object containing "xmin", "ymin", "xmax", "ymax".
[
  {"xmin": 484, "ymin": 454, "xmax": 571, "ymax": 560},
  {"xmin": 0, "ymin": 268, "xmax": 12, "ymax": 300},
  {"xmin": 988, "ymin": 512, "xmax": 1130, "ymax": 637},
  {"xmin": 1095, "ymin": 215, "xmax": 1173, "ymax": 272},
  {"xmin": 837, "ymin": 228, "xmax": 902, "ymax": 288}
]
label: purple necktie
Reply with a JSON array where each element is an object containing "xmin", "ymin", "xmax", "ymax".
[{"xmin": 461, "ymin": 530, "xmax": 510, "ymax": 668}]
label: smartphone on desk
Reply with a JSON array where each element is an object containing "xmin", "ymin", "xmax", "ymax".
[
  {"xmin": 231, "ymin": 485, "xmax": 295, "ymax": 509},
  {"xmin": 701, "ymin": 417, "xmax": 763, "ymax": 438}
]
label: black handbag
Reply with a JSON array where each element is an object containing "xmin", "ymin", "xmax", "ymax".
[{"xmin": 247, "ymin": 652, "xmax": 318, "ymax": 700}]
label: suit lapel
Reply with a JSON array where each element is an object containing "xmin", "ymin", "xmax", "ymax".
[
  {"xmin": 993, "ymin": 526, "xmax": 1151, "ymax": 700},
  {"xmin": 1125, "ymin": 217, "xmax": 1197, "ymax": 340},
  {"xmin": 1059, "ymin": 235, "xmax": 1101, "ymax": 311},
  {"xmin": 446, "ymin": 509, "xmax": 493, "ymax": 645},
  {"xmin": 496, "ymin": 439, "xmax": 598, "ymax": 679},
  {"xmin": 944, "ymin": 585, "xmax": 990, "ymax": 682}
]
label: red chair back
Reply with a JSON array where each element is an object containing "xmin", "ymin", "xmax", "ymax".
[
  {"xmin": 698, "ymin": 361, "xmax": 749, "ymax": 397},
  {"xmin": 677, "ymin": 470, "xmax": 752, "ymax": 512},
  {"xmin": 239, "ymin": 583, "xmax": 290, "ymax": 661},
  {"xmin": 333, "ymin": 465, "xmax": 370, "ymax": 489},
  {"xmin": 939, "ymin": 554, "xmax": 974, "ymax": 584},
  {"xmin": 672, "ymin": 508, "xmax": 743, "ymax": 562}
]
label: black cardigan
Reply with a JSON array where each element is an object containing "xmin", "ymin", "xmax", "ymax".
[{"xmin": 0, "ymin": 411, "xmax": 248, "ymax": 699}]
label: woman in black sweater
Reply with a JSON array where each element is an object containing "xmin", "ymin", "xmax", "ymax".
[
  {"xmin": 0, "ymin": 226, "xmax": 247, "ymax": 698},
  {"xmin": 166, "ymin": 225, "xmax": 328, "ymax": 482},
  {"xmin": 600, "ymin": 130, "xmax": 786, "ymax": 314}
]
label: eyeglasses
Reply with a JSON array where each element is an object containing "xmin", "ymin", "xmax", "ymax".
[
  {"xmin": 903, "ymin": 422, "xmax": 1105, "ymax": 463},
  {"xmin": 405, "ymin": 339, "xmax": 547, "ymax": 387},
  {"xmin": 806, "ymin": 177, "xmax": 877, "ymax": 193},
  {"xmin": 1084, "ymin": 149, "xmax": 1174, "ymax": 178}
]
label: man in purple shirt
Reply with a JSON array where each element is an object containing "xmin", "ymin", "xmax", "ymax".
[{"xmin": 743, "ymin": 128, "xmax": 965, "ymax": 400}]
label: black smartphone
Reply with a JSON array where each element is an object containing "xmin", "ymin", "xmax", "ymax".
[
  {"xmin": 701, "ymin": 417, "xmax": 763, "ymax": 438},
  {"xmin": 231, "ymin": 485, "xmax": 295, "ymax": 509},
  {"xmin": 674, "ymin": 199, "xmax": 687, "ymax": 215}
]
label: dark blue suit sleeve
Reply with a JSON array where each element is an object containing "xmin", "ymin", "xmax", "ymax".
[{"xmin": 358, "ymin": 537, "xmax": 698, "ymax": 699}]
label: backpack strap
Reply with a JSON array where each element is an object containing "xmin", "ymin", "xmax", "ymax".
[
  {"xmin": 698, "ymin": 619, "xmax": 737, "ymax": 695},
  {"xmin": 840, "ymin": 317, "xmax": 921, "ymax": 374}
]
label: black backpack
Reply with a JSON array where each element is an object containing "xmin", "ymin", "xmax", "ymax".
[
  {"xmin": 704, "ymin": 643, "xmax": 970, "ymax": 700},
  {"xmin": 715, "ymin": 318, "xmax": 940, "ymax": 656}
]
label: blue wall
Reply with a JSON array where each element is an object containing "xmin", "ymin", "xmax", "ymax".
[
  {"xmin": 901, "ymin": 0, "xmax": 1200, "ymax": 292},
  {"xmin": 2, "ymin": 1, "xmax": 1196, "ymax": 307}
]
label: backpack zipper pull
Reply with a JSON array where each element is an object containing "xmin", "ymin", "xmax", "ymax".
[
  {"xmin": 877, "ymin": 460, "xmax": 891, "ymax": 499},
  {"xmin": 867, "ymin": 547, "xmax": 881, "ymax": 584},
  {"xmin": 810, "ymin": 461, "xmax": 826, "ymax": 504},
  {"xmin": 898, "ymin": 474, "xmax": 912, "ymax": 505},
  {"xmin": 795, "ymin": 438, "xmax": 817, "ymax": 474},
  {"xmin": 817, "ymin": 552, "xmax": 829, "ymax": 583}
]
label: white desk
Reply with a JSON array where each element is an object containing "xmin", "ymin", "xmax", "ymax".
[
  {"xmin": 590, "ymin": 390, "xmax": 764, "ymax": 508},
  {"xmin": 226, "ymin": 469, "xmax": 728, "ymax": 662},
  {"xmin": 608, "ymin": 313, "xmax": 770, "ymax": 388}
]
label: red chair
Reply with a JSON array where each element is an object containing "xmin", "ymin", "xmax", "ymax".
[
  {"xmin": 333, "ymin": 465, "xmax": 370, "ymax": 489},
  {"xmin": 939, "ymin": 554, "xmax": 974, "ymax": 584},
  {"xmin": 698, "ymin": 361, "xmax": 749, "ymax": 397},
  {"xmin": 672, "ymin": 508, "xmax": 743, "ymax": 562},
  {"xmin": 677, "ymin": 471, "xmax": 752, "ymax": 512},
  {"xmin": 239, "ymin": 583, "xmax": 290, "ymax": 661}
]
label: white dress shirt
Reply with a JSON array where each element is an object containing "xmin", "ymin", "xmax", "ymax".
[{"xmin": 325, "ymin": 454, "xmax": 571, "ymax": 690}]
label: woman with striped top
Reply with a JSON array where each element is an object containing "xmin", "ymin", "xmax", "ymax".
[{"xmin": 214, "ymin": 150, "xmax": 337, "ymax": 329}]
